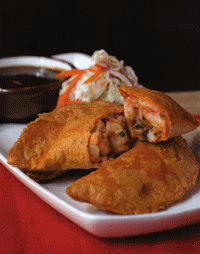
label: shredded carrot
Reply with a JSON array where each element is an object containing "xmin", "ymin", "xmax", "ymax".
[
  {"xmin": 87, "ymin": 67, "xmax": 99, "ymax": 72},
  {"xmin": 55, "ymin": 69, "xmax": 86, "ymax": 79},
  {"xmin": 99, "ymin": 80, "xmax": 107, "ymax": 86},
  {"xmin": 56, "ymin": 64, "xmax": 108, "ymax": 107},
  {"xmin": 56, "ymin": 70, "xmax": 86, "ymax": 107},
  {"xmin": 56, "ymin": 67, "xmax": 99, "ymax": 79},
  {"xmin": 84, "ymin": 68, "xmax": 104, "ymax": 84},
  {"xmin": 95, "ymin": 63, "xmax": 107, "ymax": 69}
]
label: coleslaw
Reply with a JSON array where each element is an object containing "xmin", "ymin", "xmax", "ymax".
[{"xmin": 57, "ymin": 50, "xmax": 140, "ymax": 106}]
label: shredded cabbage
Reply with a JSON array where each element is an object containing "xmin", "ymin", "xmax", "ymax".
[{"xmin": 59, "ymin": 49, "xmax": 140, "ymax": 104}]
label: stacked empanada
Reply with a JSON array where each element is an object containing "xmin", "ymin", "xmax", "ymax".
[
  {"xmin": 8, "ymin": 87, "xmax": 199, "ymax": 213},
  {"xmin": 66, "ymin": 87, "xmax": 199, "ymax": 214}
]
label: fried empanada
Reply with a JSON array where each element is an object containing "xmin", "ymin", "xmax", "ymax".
[
  {"xmin": 119, "ymin": 86, "xmax": 200, "ymax": 143},
  {"xmin": 23, "ymin": 170, "xmax": 66, "ymax": 182},
  {"xmin": 8, "ymin": 101, "xmax": 129, "ymax": 171},
  {"xmin": 66, "ymin": 136, "xmax": 199, "ymax": 214}
]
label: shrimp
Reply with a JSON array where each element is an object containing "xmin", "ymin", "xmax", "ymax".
[
  {"xmin": 89, "ymin": 131, "xmax": 111, "ymax": 157},
  {"xmin": 89, "ymin": 120, "xmax": 111, "ymax": 162},
  {"xmin": 89, "ymin": 115, "xmax": 129, "ymax": 162},
  {"xmin": 106, "ymin": 115, "xmax": 129, "ymax": 155},
  {"xmin": 124, "ymin": 98, "xmax": 138, "ymax": 122},
  {"xmin": 124, "ymin": 96, "xmax": 165, "ymax": 142}
]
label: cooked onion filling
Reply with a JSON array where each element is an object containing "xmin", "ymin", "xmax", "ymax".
[{"xmin": 89, "ymin": 114, "xmax": 129, "ymax": 162}]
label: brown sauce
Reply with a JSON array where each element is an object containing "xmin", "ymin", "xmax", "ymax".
[{"xmin": 0, "ymin": 66, "xmax": 61, "ymax": 90}]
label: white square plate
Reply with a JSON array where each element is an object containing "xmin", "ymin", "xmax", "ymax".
[
  {"xmin": 0, "ymin": 53, "xmax": 199, "ymax": 237},
  {"xmin": 0, "ymin": 123, "xmax": 199, "ymax": 238}
]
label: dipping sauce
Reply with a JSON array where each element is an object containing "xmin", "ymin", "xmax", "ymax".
[
  {"xmin": 0, "ymin": 65, "xmax": 66, "ymax": 122},
  {"xmin": 0, "ymin": 66, "xmax": 61, "ymax": 91},
  {"xmin": 0, "ymin": 55, "xmax": 71, "ymax": 123}
]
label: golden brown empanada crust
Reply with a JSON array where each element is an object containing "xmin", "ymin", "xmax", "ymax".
[
  {"xmin": 8, "ymin": 101, "xmax": 124, "ymax": 171},
  {"xmin": 66, "ymin": 136, "xmax": 199, "ymax": 214},
  {"xmin": 23, "ymin": 170, "xmax": 66, "ymax": 182},
  {"xmin": 119, "ymin": 86, "xmax": 200, "ymax": 142}
]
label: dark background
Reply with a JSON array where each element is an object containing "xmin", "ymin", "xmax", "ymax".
[{"xmin": 0, "ymin": 0, "xmax": 200, "ymax": 92}]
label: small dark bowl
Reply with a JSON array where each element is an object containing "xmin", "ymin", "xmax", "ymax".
[{"xmin": 0, "ymin": 56, "xmax": 71, "ymax": 123}]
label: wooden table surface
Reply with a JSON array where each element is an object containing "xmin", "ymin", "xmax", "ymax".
[{"xmin": 166, "ymin": 90, "xmax": 200, "ymax": 115}]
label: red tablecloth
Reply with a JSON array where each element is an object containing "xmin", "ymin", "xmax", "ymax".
[{"xmin": 1, "ymin": 163, "xmax": 200, "ymax": 254}]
